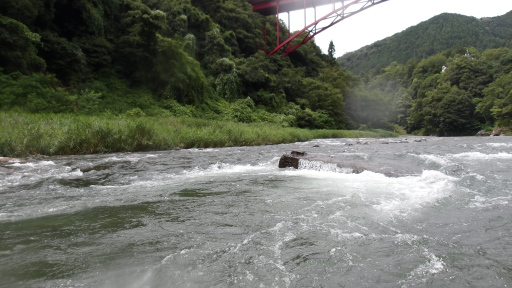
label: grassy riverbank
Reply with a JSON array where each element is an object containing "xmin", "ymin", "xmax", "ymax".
[{"xmin": 0, "ymin": 112, "xmax": 398, "ymax": 157}]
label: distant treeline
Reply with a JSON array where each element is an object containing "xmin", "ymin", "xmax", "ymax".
[
  {"xmin": 346, "ymin": 46, "xmax": 512, "ymax": 136},
  {"xmin": 338, "ymin": 12, "xmax": 512, "ymax": 75}
]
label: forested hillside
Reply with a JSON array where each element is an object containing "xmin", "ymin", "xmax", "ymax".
[
  {"xmin": 1, "ymin": 0, "xmax": 512, "ymax": 139},
  {"xmin": 338, "ymin": 11, "xmax": 512, "ymax": 75},
  {"xmin": 346, "ymin": 46, "xmax": 512, "ymax": 136},
  {"xmin": 0, "ymin": 0, "xmax": 350, "ymax": 130}
]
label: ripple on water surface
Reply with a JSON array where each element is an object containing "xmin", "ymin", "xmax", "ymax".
[{"xmin": 1, "ymin": 137, "xmax": 512, "ymax": 287}]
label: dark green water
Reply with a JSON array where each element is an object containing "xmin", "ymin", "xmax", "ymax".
[{"xmin": 1, "ymin": 137, "xmax": 511, "ymax": 287}]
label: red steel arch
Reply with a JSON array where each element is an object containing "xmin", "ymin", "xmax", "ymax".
[{"xmin": 248, "ymin": 0, "xmax": 389, "ymax": 56}]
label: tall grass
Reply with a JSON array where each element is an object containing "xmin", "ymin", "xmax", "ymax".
[{"xmin": 0, "ymin": 112, "xmax": 398, "ymax": 157}]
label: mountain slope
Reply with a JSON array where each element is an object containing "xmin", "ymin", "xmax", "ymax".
[{"xmin": 337, "ymin": 11, "xmax": 512, "ymax": 74}]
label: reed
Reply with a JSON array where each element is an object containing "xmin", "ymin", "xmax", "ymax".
[{"xmin": 0, "ymin": 112, "xmax": 398, "ymax": 157}]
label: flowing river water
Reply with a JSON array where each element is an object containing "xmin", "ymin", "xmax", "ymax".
[{"xmin": 1, "ymin": 136, "xmax": 512, "ymax": 288}]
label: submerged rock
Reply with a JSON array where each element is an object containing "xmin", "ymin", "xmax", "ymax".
[
  {"xmin": 290, "ymin": 150, "xmax": 307, "ymax": 157},
  {"xmin": 278, "ymin": 151, "xmax": 306, "ymax": 169},
  {"xmin": 0, "ymin": 157, "xmax": 22, "ymax": 164},
  {"xmin": 491, "ymin": 127, "xmax": 509, "ymax": 136},
  {"xmin": 476, "ymin": 130, "xmax": 491, "ymax": 136},
  {"xmin": 278, "ymin": 151, "xmax": 420, "ymax": 177}
]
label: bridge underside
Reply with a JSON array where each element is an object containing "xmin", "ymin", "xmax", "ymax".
[
  {"xmin": 248, "ymin": 0, "xmax": 341, "ymax": 16},
  {"xmin": 248, "ymin": 0, "xmax": 389, "ymax": 56}
]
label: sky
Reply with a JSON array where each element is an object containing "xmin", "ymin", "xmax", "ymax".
[{"xmin": 278, "ymin": 0, "xmax": 512, "ymax": 56}]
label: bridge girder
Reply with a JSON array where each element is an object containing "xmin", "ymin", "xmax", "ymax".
[{"xmin": 248, "ymin": 0, "xmax": 389, "ymax": 56}]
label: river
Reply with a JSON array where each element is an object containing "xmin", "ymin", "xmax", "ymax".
[{"xmin": 1, "ymin": 136, "xmax": 511, "ymax": 288}]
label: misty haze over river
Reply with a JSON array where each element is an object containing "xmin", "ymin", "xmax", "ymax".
[{"xmin": 1, "ymin": 136, "xmax": 512, "ymax": 287}]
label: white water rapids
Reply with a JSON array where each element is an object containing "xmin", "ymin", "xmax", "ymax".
[{"xmin": 0, "ymin": 136, "xmax": 511, "ymax": 287}]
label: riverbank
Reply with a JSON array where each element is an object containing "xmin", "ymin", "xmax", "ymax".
[{"xmin": 0, "ymin": 112, "xmax": 398, "ymax": 157}]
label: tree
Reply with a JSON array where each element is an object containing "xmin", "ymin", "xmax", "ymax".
[
  {"xmin": 116, "ymin": 0, "xmax": 166, "ymax": 83},
  {"xmin": 328, "ymin": 40, "xmax": 336, "ymax": 61},
  {"xmin": 212, "ymin": 58, "xmax": 241, "ymax": 101},
  {"xmin": 411, "ymin": 82, "xmax": 477, "ymax": 136},
  {"xmin": 479, "ymin": 72, "xmax": 512, "ymax": 126},
  {"xmin": 300, "ymin": 77, "xmax": 343, "ymax": 128},
  {"xmin": 437, "ymin": 86, "xmax": 477, "ymax": 136},
  {"xmin": 441, "ymin": 54, "xmax": 493, "ymax": 99},
  {"xmin": 153, "ymin": 35, "xmax": 211, "ymax": 104},
  {"xmin": 0, "ymin": 15, "xmax": 46, "ymax": 74}
]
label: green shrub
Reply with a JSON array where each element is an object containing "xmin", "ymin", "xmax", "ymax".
[
  {"xmin": 74, "ymin": 89, "xmax": 101, "ymax": 113},
  {"xmin": 161, "ymin": 99, "xmax": 193, "ymax": 117},
  {"xmin": 124, "ymin": 108, "xmax": 146, "ymax": 117},
  {"xmin": 0, "ymin": 71, "xmax": 73, "ymax": 112}
]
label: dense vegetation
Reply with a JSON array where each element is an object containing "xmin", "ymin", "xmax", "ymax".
[
  {"xmin": 347, "ymin": 46, "xmax": 512, "ymax": 136},
  {"xmin": 0, "ymin": 0, "xmax": 353, "ymax": 131},
  {"xmin": 338, "ymin": 12, "xmax": 512, "ymax": 75},
  {"xmin": 0, "ymin": 112, "xmax": 396, "ymax": 157},
  {"xmin": 0, "ymin": 0, "xmax": 511, "ymax": 157}
]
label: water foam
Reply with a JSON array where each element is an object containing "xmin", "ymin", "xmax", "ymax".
[
  {"xmin": 298, "ymin": 159, "xmax": 345, "ymax": 173},
  {"xmin": 181, "ymin": 161, "xmax": 275, "ymax": 177},
  {"xmin": 486, "ymin": 143, "xmax": 512, "ymax": 147},
  {"xmin": 450, "ymin": 152, "xmax": 512, "ymax": 160},
  {"xmin": 399, "ymin": 249, "xmax": 445, "ymax": 287},
  {"xmin": 282, "ymin": 167, "xmax": 456, "ymax": 218},
  {"xmin": 412, "ymin": 154, "xmax": 451, "ymax": 166},
  {"xmin": 372, "ymin": 170, "xmax": 456, "ymax": 217},
  {"xmin": 8, "ymin": 160, "xmax": 56, "ymax": 168},
  {"xmin": 469, "ymin": 195, "xmax": 511, "ymax": 208},
  {"xmin": 0, "ymin": 160, "xmax": 82, "ymax": 190}
]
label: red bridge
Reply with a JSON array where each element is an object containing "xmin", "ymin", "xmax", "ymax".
[{"xmin": 247, "ymin": 0, "xmax": 389, "ymax": 56}]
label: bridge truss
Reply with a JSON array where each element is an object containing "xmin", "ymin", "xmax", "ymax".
[{"xmin": 247, "ymin": 0, "xmax": 389, "ymax": 56}]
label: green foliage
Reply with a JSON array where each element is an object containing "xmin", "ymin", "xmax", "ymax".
[
  {"xmin": 161, "ymin": 99, "xmax": 193, "ymax": 117},
  {"xmin": 441, "ymin": 55, "xmax": 493, "ymax": 98},
  {"xmin": 0, "ymin": 15, "xmax": 46, "ymax": 74},
  {"xmin": 38, "ymin": 32, "xmax": 86, "ymax": 84},
  {"xmin": 153, "ymin": 35, "xmax": 211, "ymax": 104},
  {"xmin": 124, "ymin": 107, "xmax": 146, "ymax": 117},
  {"xmin": 0, "ymin": 112, "xmax": 397, "ymax": 157},
  {"xmin": 160, "ymin": 0, "xmax": 214, "ymax": 37},
  {"xmin": 0, "ymin": 70, "xmax": 72, "ymax": 113},
  {"xmin": 225, "ymin": 97, "xmax": 255, "ymax": 123},
  {"xmin": 481, "ymin": 47, "xmax": 512, "ymax": 76},
  {"xmin": 295, "ymin": 108, "xmax": 335, "ymax": 129},
  {"xmin": 338, "ymin": 12, "xmax": 510, "ymax": 74},
  {"xmin": 191, "ymin": 0, "xmax": 261, "ymax": 57},
  {"xmin": 238, "ymin": 52, "xmax": 274, "ymax": 92},
  {"xmin": 485, "ymin": 72, "xmax": 512, "ymax": 126},
  {"xmin": 78, "ymin": 36, "xmax": 114, "ymax": 70},
  {"xmin": 200, "ymin": 27, "xmax": 231, "ymax": 68},
  {"xmin": 341, "ymin": 42, "xmax": 512, "ymax": 135},
  {"xmin": 412, "ymin": 54, "xmax": 448, "ymax": 82},
  {"xmin": 288, "ymin": 37, "xmax": 328, "ymax": 77},
  {"xmin": 437, "ymin": 86, "xmax": 478, "ymax": 136},
  {"xmin": 328, "ymin": 40, "xmax": 336, "ymax": 60},
  {"xmin": 71, "ymin": 89, "xmax": 102, "ymax": 114},
  {"xmin": 0, "ymin": 0, "xmax": 55, "ymax": 31},
  {"xmin": 415, "ymin": 83, "xmax": 477, "ymax": 136},
  {"xmin": 299, "ymin": 77, "xmax": 343, "ymax": 128},
  {"xmin": 122, "ymin": 0, "xmax": 166, "ymax": 48},
  {"xmin": 251, "ymin": 90, "xmax": 286, "ymax": 111},
  {"xmin": 212, "ymin": 58, "xmax": 241, "ymax": 101},
  {"xmin": 0, "ymin": 0, "xmax": 393, "ymax": 134}
]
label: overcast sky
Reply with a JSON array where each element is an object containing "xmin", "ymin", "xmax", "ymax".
[{"xmin": 279, "ymin": 0, "xmax": 512, "ymax": 56}]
